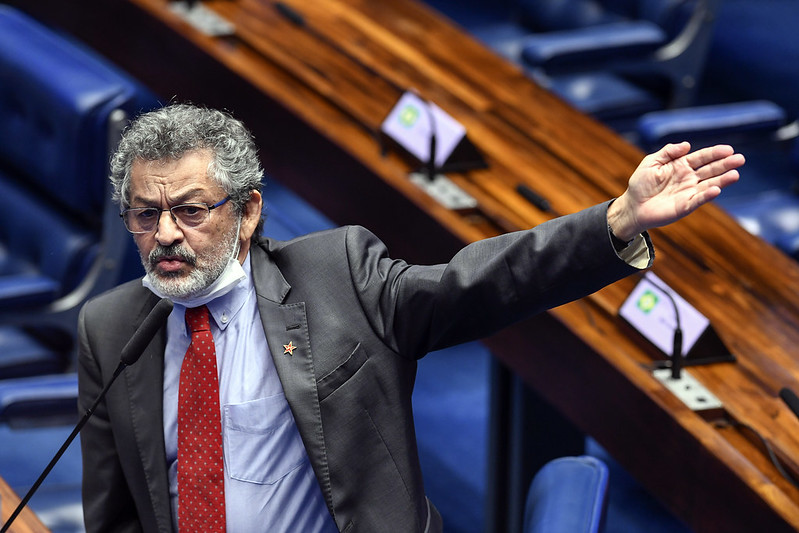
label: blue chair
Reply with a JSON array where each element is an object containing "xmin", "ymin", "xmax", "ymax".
[
  {"xmin": 636, "ymin": 100, "xmax": 791, "ymax": 152},
  {"xmin": 426, "ymin": 0, "xmax": 720, "ymax": 135},
  {"xmin": 0, "ymin": 6, "xmax": 159, "ymax": 371},
  {"xmin": 524, "ymin": 455, "xmax": 609, "ymax": 533},
  {"xmin": 0, "ymin": 326, "xmax": 64, "ymax": 379},
  {"xmin": 0, "ymin": 373, "xmax": 83, "ymax": 533},
  {"xmin": 517, "ymin": 0, "xmax": 720, "ymax": 133}
]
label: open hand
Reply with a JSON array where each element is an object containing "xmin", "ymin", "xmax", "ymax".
[{"xmin": 608, "ymin": 142, "xmax": 745, "ymax": 241}]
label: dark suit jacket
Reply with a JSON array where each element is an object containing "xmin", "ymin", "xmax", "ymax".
[{"xmin": 77, "ymin": 202, "xmax": 649, "ymax": 532}]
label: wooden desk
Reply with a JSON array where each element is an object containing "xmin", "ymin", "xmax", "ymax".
[
  {"xmin": 0, "ymin": 476, "xmax": 48, "ymax": 533},
  {"xmin": 13, "ymin": 0, "xmax": 799, "ymax": 530}
]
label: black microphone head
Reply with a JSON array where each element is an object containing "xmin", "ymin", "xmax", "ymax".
[
  {"xmin": 780, "ymin": 387, "xmax": 799, "ymax": 407},
  {"xmin": 779, "ymin": 387, "xmax": 799, "ymax": 424},
  {"xmin": 120, "ymin": 298, "xmax": 173, "ymax": 366}
]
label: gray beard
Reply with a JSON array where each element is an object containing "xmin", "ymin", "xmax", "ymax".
[{"xmin": 141, "ymin": 223, "xmax": 239, "ymax": 299}]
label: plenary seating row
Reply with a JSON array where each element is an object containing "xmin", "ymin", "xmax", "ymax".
[
  {"xmin": 427, "ymin": 0, "xmax": 799, "ymax": 259},
  {"xmin": 0, "ymin": 5, "xmax": 160, "ymax": 378},
  {"xmin": 426, "ymin": 0, "xmax": 720, "ymax": 137},
  {"xmin": 0, "ymin": 6, "xmax": 160, "ymax": 530},
  {"xmin": 645, "ymin": 0, "xmax": 799, "ymax": 261},
  {"xmin": 427, "ymin": 0, "xmax": 799, "ymax": 528},
  {"xmin": 515, "ymin": 0, "xmax": 720, "ymax": 135}
]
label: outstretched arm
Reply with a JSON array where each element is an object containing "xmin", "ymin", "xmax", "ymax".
[{"xmin": 607, "ymin": 142, "xmax": 745, "ymax": 241}]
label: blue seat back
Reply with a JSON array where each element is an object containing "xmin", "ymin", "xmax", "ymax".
[
  {"xmin": 518, "ymin": 0, "xmax": 696, "ymax": 37},
  {"xmin": 0, "ymin": 373, "xmax": 82, "ymax": 532},
  {"xmin": 0, "ymin": 176, "xmax": 96, "ymax": 306},
  {"xmin": 0, "ymin": 6, "xmax": 147, "ymax": 220},
  {"xmin": 0, "ymin": 7, "xmax": 158, "ymax": 310},
  {"xmin": 524, "ymin": 455, "xmax": 609, "ymax": 533}
]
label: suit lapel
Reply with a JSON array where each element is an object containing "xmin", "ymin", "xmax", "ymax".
[
  {"xmin": 123, "ymin": 294, "xmax": 173, "ymax": 532},
  {"xmin": 250, "ymin": 243, "xmax": 333, "ymax": 509}
]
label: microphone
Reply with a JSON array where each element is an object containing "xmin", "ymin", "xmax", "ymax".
[
  {"xmin": 416, "ymin": 94, "xmax": 438, "ymax": 181},
  {"xmin": 274, "ymin": 1, "xmax": 306, "ymax": 26},
  {"xmin": 780, "ymin": 387, "xmax": 799, "ymax": 422},
  {"xmin": 516, "ymin": 183, "xmax": 552, "ymax": 213},
  {"xmin": 645, "ymin": 275, "xmax": 684, "ymax": 379},
  {"xmin": 427, "ymin": 128, "xmax": 437, "ymax": 181},
  {"xmin": 121, "ymin": 298, "xmax": 175, "ymax": 365},
  {"xmin": 1, "ymin": 298, "xmax": 173, "ymax": 533}
]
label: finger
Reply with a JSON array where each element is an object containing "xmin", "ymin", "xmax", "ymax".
[
  {"xmin": 695, "ymin": 153, "xmax": 746, "ymax": 181},
  {"xmin": 700, "ymin": 168, "xmax": 741, "ymax": 190},
  {"xmin": 684, "ymin": 144, "xmax": 736, "ymax": 170},
  {"xmin": 688, "ymin": 185, "xmax": 723, "ymax": 211},
  {"xmin": 652, "ymin": 141, "xmax": 691, "ymax": 165}
]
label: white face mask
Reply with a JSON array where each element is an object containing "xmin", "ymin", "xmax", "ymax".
[
  {"xmin": 142, "ymin": 218, "xmax": 246, "ymax": 307},
  {"xmin": 143, "ymin": 254, "xmax": 246, "ymax": 308}
]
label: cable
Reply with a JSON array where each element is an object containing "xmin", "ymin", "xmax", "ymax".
[{"xmin": 713, "ymin": 417, "xmax": 799, "ymax": 491}]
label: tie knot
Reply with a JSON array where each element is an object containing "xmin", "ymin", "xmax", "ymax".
[{"xmin": 185, "ymin": 305, "xmax": 211, "ymax": 333}]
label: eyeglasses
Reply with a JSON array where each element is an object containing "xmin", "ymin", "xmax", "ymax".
[{"xmin": 120, "ymin": 196, "xmax": 231, "ymax": 234}]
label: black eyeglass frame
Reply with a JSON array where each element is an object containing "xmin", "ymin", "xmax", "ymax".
[{"xmin": 120, "ymin": 196, "xmax": 231, "ymax": 234}]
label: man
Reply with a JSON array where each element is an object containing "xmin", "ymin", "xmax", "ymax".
[{"xmin": 77, "ymin": 103, "xmax": 744, "ymax": 532}]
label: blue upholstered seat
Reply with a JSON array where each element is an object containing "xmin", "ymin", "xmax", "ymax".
[
  {"xmin": 0, "ymin": 373, "xmax": 83, "ymax": 532},
  {"xmin": 518, "ymin": 0, "xmax": 720, "ymax": 133},
  {"xmin": 636, "ymin": 100, "xmax": 789, "ymax": 152},
  {"xmin": 426, "ymin": 0, "xmax": 719, "ymax": 135},
  {"xmin": 634, "ymin": 99, "xmax": 799, "ymax": 257},
  {"xmin": 0, "ymin": 326, "xmax": 63, "ymax": 379},
  {"xmin": 524, "ymin": 455, "xmax": 609, "ymax": 533},
  {"xmin": 0, "ymin": 6, "xmax": 158, "ymax": 373},
  {"xmin": 0, "ymin": 176, "xmax": 96, "ymax": 310}
]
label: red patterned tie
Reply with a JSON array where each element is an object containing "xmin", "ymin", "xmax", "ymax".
[{"xmin": 178, "ymin": 305, "xmax": 226, "ymax": 531}]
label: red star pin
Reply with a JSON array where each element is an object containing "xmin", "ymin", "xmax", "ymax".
[{"xmin": 283, "ymin": 341, "xmax": 297, "ymax": 355}]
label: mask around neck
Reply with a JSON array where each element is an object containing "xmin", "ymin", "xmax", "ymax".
[
  {"xmin": 143, "ymin": 217, "xmax": 247, "ymax": 307},
  {"xmin": 143, "ymin": 255, "xmax": 247, "ymax": 308}
]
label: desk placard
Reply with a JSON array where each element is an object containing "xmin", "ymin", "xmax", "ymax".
[
  {"xmin": 619, "ymin": 272, "xmax": 734, "ymax": 364},
  {"xmin": 380, "ymin": 91, "xmax": 485, "ymax": 172}
]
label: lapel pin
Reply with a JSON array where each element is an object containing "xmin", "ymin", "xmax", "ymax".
[{"xmin": 283, "ymin": 341, "xmax": 297, "ymax": 356}]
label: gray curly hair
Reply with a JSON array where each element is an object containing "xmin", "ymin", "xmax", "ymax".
[{"xmin": 110, "ymin": 103, "xmax": 264, "ymax": 233}]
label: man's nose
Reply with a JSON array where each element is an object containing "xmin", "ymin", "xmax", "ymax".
[{"xmin": 154, "ymin": 210, "xmax": 184, "ymax": 245}]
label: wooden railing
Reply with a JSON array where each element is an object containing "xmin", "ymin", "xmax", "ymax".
[{"xmin": 0, "ymin": 476, "xmax": 48, "ymax": 533}]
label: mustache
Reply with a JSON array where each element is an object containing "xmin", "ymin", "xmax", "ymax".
[{"xmin": 148, "ymin": 244, "xmax": 197, "ymax": 267}]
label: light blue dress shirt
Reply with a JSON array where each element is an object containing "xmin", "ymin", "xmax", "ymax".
[{"xmin": 162, "ymin": 255, "xmax": 339, "ymax": 532}]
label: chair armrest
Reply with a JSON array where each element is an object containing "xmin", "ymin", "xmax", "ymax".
[
  {"xmin": 637, "ymin": 100, "xmax": 787, "ymax": 149},
  {"xmin": 0, "ymin": 275, "xmax": 60, "ymax": 310},
  {"xmin": 0, "ymin": 373, "xmax": 78, "ymax": 427},
  {"xmin": 521, "ymin": 21, "xmax": 666, "ymax": 71}
]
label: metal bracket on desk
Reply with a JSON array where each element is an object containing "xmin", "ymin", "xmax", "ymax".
[
  {"xmin": 653, "ymin": 368, "xmax": 724, "ymax": 416},
  {"xmin": 409, "ymin": 172, "xmax": 478, "ymax": 211},
  {"xmin": 169, "ymin": 1, "xmax": 235, "ymax": 36}
]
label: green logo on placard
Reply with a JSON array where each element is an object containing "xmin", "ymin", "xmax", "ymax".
[
  {"xmin": 637, "ymin": 289, "xmax": 659, "ymax": 313},
  {"xmin": 398, "ymin": 104, "xmax": 420, "ymax": 128}
]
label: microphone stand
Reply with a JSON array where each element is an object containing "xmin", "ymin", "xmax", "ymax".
[
  {"xmin": 0, "ymin": 298, "xmax": 173, "ymax": 533},
  {"xmin": 419, "ymin": 95, "xmax": 438, "ymax": 181},
  {"xmin": 644, "ymin": 276, "xmax": 684, "ymax": 379}
]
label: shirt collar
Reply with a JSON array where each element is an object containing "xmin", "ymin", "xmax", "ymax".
[{"xmin": 176, "ymin": 253, "xmax": 254, "ymax": 336}]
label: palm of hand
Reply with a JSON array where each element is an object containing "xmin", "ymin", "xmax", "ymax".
[{"xmin": 624, "ymin": 142, "xmax": 743, "ymax": 233}]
